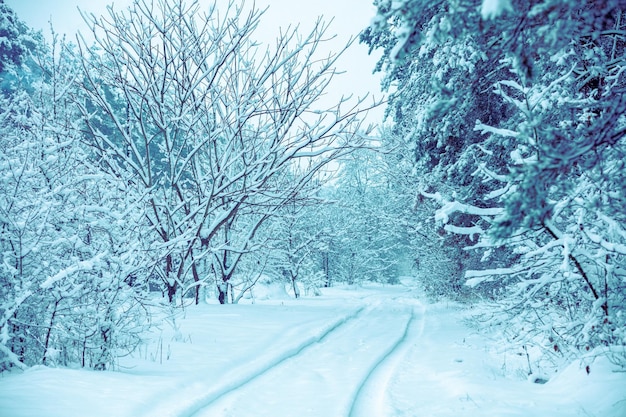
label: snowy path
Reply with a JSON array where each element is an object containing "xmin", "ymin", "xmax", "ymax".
[
  {"xmin": 0, "ymin": 284, "xmax": 625, "ymax": 417},
  {"xmin": 137, "ymin": 306, "xmax": 368, "ymax": 417},
  {"xmin": 348, "ymin": 300, "xmax": 425, "ymax": 417},
  {"xmin": 191, "ymin": 299, "xmax": 421, "ymax": 417}
]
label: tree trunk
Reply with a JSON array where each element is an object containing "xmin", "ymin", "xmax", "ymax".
[
  {"xmin": 42, "ymin": 299, "xmax": 60, "ymax": 365},
  {"xmin": 217, "ymin": 281, "xmax": 228, "ymax": 304},
  {"xmin": 191, "ymin": 262, "xmax": 200, "ymax": 305},
  {"xmin": 322, "ymin": 252, "xmax": 330, "ymax": 287},
  {"xmin": 291, "ymin": 275, "xmax": 300, "ymax": 299},
  {"xmin": 165, "ymin": 253, "xmax": 177, "ymax": 303},
  {"xmin": 167, "ymin": 281, "xmax": 177, "ymax": 304}
]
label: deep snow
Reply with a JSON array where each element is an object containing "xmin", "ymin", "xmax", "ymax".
[{"xmin": 0, "ymin": 283, "xmax": 624, "ymax": 417}]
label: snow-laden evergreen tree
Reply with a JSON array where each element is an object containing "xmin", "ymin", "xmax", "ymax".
[
  {"xmin": 374, "ymin": 125, "xmax": 486, "ymax": 298},
  {"xmin": 363, "ymin": 0, "xmax": 626, "ymax": 368},
  {"xmin": 0, "ymin": 0, "xmax": 37, "ymax": 74},
  {"xmin": 361, "ymin": 0, "xmax": 510, "ymax": 297}
]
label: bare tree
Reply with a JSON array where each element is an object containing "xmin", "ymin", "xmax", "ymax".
[{"xmin": 75, "ymin": 0, "xmax": 375, "ymax": 304}]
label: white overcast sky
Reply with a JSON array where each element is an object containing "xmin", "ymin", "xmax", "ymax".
[{"xmin": 5, "ymin": 0, "xmax": 385, "ymax": 122}]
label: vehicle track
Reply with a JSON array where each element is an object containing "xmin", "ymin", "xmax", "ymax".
[
  {"xmin": 190, "ymin": 300, "xmax": 418, "ymax": 417},
  {"xmin": 138, "ymin": 305, "xmax": 367, "ymax": 417},
  {"xmin": 347, "ymin": 301, "xmax": 425, "ymax": 417}
]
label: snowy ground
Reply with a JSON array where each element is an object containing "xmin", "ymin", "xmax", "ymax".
[{"xmin": 1, "ymin": 282, "xmax": 625, "ymax": 417}]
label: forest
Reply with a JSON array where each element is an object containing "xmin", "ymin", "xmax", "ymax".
[{"xmin": 1, "ymin": 0, "xmax": 625, "ymax": 376}]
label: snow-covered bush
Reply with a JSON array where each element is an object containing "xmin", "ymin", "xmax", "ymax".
[{"xmin": 0, "ymin": 9, "xmax": 148, "ymax": 371}]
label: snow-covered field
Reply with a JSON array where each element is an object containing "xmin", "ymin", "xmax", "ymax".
[{"xmin": 1, "ymin": 282, "xmax": 624, "ymax": 417}]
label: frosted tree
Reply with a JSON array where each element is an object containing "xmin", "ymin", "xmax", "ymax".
[
  {"xmin": 260, "ymin": 177, "xmax": 334, "ymax": 298},
  {"xmin": 0, "ymin": 0, "xmax": 37, "ymax": 73},
  {"xmin": 325, "ymin": 148, "xmax": 409, "ymax": 285},
  {"xmin": 0, "ymin": 8, "xmax": 149, "ymax": 370},
  {"xmin": 362, "ymin": 0, "xmax": 509, "ymax": 295},
  {"xmin": 373, "ymin": 125, "xmax": 481, "ymax": 298},
  {"xmin": 74, "ymin": 0, "xmax": 373, "ymax": 305},
  {"xmin": 364, "ymin": 0, "xmax": 626, "ymax": 367}
]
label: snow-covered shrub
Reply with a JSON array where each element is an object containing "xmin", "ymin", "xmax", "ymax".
[{"xmin": 0, "ymin": 12, "xmax": 149, "ymax": 370}]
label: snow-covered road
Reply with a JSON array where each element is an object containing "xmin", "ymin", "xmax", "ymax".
[
  {"xmin": 190, "ymin": 299, "xmax": 421, "ymax": 417},
  {"xmin": 0, "ymin": 284, "xmax": 624, "ymax": 417}
]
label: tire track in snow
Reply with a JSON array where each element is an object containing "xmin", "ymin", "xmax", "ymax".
[
  {"xmin": 347, "ymin": 301, "xmax": 426, "ymax": 417},
  {"xmin": 140, "ymin": 304, "xmax": 367, "ymax": 417},
  {"xmin": 192, "ymin": 298, "xmax": 417, "ymax": 417}
]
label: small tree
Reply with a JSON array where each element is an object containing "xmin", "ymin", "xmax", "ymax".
[
  {"xmin": 326, "ymin": 148, "xmax": 409, "ymax": 285},
  {"xmin": 261, "ymin": 183, "xmax": 331, "ymax": 298}
]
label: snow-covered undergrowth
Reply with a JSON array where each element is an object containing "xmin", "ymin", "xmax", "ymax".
[{"xmin": 0, "ymin": 282, "xmax": 624, "ymax": 417}]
